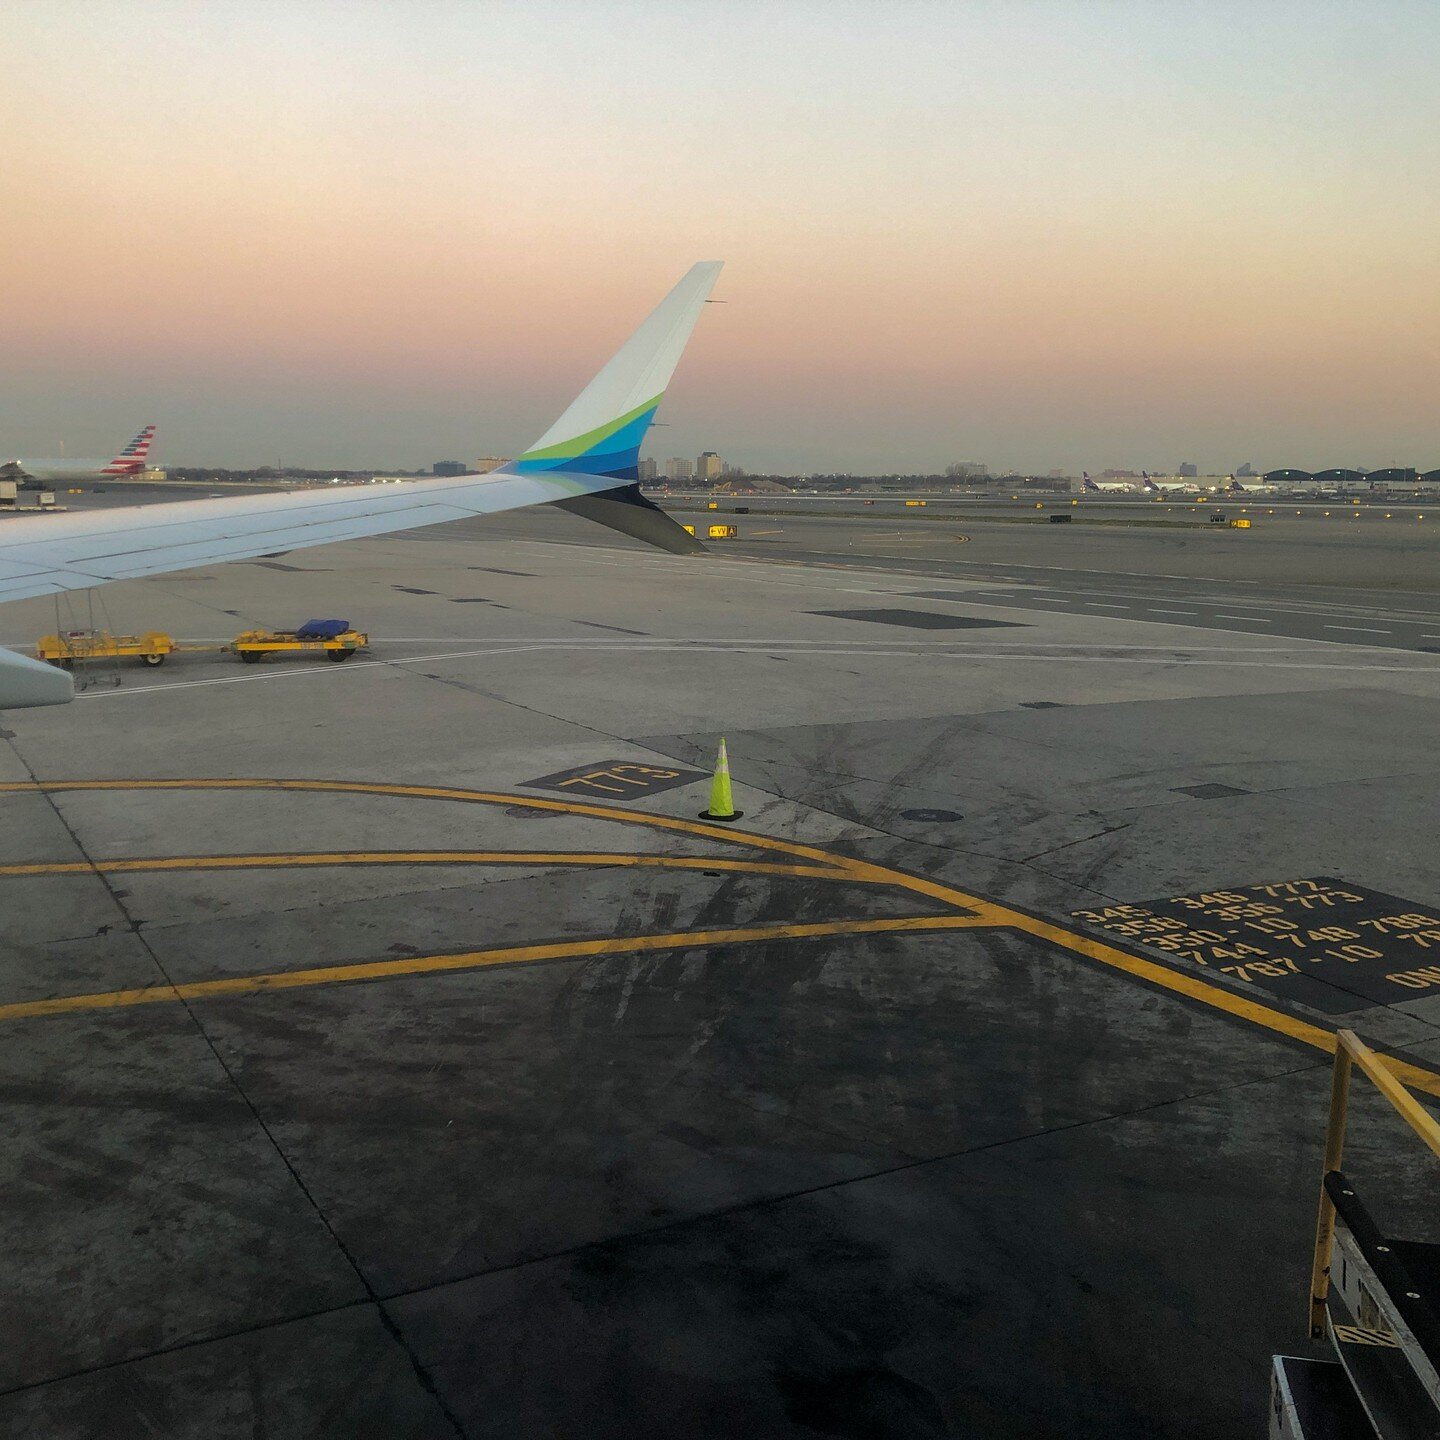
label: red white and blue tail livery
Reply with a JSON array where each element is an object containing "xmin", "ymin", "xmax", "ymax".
[
  {"xmin": 101, "ymin": 425, "xmax": 156, "ymax": 476},
  {"xmin": 2, "ymin": 425, "xmax": 157, "ymax": 484}
]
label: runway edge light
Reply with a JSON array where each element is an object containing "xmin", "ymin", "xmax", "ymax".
[{"xmin": 701, "ymin": 737, "xmax": 742, "ymax": 822}]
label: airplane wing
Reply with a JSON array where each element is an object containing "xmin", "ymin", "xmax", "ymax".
[
  {"xmin": 0, "ymin": 466, "xmax": 688, "ymax": 606},
  {"xmin": 0, "ymin": 261, "xmax": 722, "ymax": 709}
]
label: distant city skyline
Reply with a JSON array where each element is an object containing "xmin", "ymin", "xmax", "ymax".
[
  {"xmin": 159, "ymin": 452, "xmax": 1437, "ymax": 481},
  {"xmin": 3, "ymin": 2, "xmax": 1438, "ymax": 471}
]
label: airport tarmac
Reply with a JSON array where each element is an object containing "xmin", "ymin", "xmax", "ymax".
[
  {"xmin": 666, "ymin": 496, "xmax": 1440, "ymax": 592},
  {"xmin": 2, "ymin": 496, "xmax": 1440, "ymax": 1437}
]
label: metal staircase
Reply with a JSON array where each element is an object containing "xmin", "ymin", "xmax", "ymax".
[{"xmin": 1272, "ymin": 1031, "xmax": 1440, "ymax": 1439}]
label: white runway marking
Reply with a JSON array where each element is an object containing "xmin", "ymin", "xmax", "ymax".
[
  {"xmin": 69, "ymin": 639, "xmax": 1440, "ymax": 701},
  {"xmin": 25, "ymin": 637, "xmax": 1351, "ymax": 653},
  {"xmin": 1324, "ymin": 625, "xmax": 1392, "ymax": 634}
]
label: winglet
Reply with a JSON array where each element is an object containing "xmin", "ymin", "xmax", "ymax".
[{"xmin": 509, "ymin": 262, "xmax": 723, "ymax": 482}]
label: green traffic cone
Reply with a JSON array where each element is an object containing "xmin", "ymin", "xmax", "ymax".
[{"xmin": 701, "ymin": 736, "xmax": 741, "ymax": 821}]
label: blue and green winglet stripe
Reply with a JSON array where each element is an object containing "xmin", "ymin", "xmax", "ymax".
[{"xmin": 512, "ymin": 396, "xmax": 661, "ymax": 481}]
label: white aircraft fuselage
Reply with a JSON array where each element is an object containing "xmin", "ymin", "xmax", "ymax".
[
  {"xmin": 4, "ymin": 459, "xmax": 124, "ymax": 483},
  {"xmin": 2, "ymin": 425, "xmax": 156, "ymax": 485}
]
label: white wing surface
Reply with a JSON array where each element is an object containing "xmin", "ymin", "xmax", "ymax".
[
  {"xmin": 0, "ymin": 468, "xmax": 640, "ymax": 605},
  {"xmin": 0, "ymin": 261, "xmax": 722, "ymax": 708}
]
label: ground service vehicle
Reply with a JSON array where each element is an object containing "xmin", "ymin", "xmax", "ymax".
[
  {"xmin": 36, "ymin": 630, "xmax": 174, "ymax": 667},
  {"xmin": 232, "ymin": 620, "xmax": 367, "ymax": 664}
]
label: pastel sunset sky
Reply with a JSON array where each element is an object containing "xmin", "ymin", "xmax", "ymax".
[{"xmin": 3, "ymin": 0, "xmax": 1438, "ymax": 474}]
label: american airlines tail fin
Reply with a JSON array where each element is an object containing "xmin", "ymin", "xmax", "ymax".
[{"xmin": 102, "ymin": 425, "xmax": 156, "ymax": 475}]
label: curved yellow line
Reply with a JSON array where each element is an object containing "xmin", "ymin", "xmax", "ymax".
[
  {"xmin": 0, "ymin": 914, "xmax": 989, "ymax": 1022},
  {"xmin": 0, "ymin": 779, "xmax": 870, "ymax": 874},
  {"xmin": 0, "ymin": 852, "xmax": 853, "ymax": 882},
  {"xmin": 4, "ymin": 779, "xmax": 1437, "ymax": 1098}
]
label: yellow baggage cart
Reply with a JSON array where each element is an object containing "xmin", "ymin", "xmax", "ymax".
[
  {"xmin": 231, "ymin": 627, "xmax": 369, "ymax": 664},
  {"xmin": 36, "ymin": 630, "xmax": 174, "ymax": 668}
]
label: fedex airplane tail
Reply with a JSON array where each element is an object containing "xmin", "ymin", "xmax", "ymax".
[
  {"xmin": 1082, "ymin": 472, "xmax": 1098, "ymax": 492},
  {"xmin": 101, "ymin": 425, "xmax": 156, "ymax": 476},
  {"xmin": 1142, "ymin": 471, "xmax": 1159, "ymax": 493}
]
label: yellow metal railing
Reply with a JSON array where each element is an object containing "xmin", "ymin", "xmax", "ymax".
[{"xmin": 1309, "ymin": 1030, "xmax": 1440, "ymax": 1338}]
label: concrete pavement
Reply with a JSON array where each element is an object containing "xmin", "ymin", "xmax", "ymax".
[{"xmin": 1, "ymin": 501, "xmax": 1438, "ymax": 1436}]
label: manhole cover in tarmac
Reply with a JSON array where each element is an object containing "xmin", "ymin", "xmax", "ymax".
[{"xmin": 898, "ymin": 808, "xmax": 964, "ymax": 823}]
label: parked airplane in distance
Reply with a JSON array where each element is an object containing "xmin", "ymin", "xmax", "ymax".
[
  {"xmin": 1226, "ymin": 473, "xmax": 1277, "ymax": 495},
  {"xmin": 1, "ymin": 425, "xmax": 156, "ymax": 484},
  {"xmin": 1081, "ymin": 471, "xmax": 1142, "ymax": 493},
  {"xmin": 1139, "ymin": 472, "xmax": 1198, "ymax": 494}
]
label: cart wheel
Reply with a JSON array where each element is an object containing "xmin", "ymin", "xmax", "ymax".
[
  {"xmin": 142, "ymin": 653, "xmax": 165, "ymax": 666},
  {"xmin": 59, "ymin": 657, "xmax": 74, "ymax": 670},
  {"xmin": 327, "ymin": 649, "xmax": 354, "ymax": 662},
  {"xmin": 239, "ymin": 651, "xmax": 261, "ymax": 664}
]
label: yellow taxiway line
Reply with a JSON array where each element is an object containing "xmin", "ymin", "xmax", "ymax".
[
  {"xmin": 2, "ymin": 778, "xmax": 1437, "ymax": 1098},
  {"xmin": 0, "ymin": 778, "xmax": 869, "ymax": 870},
  {"xmin": 0, "ymin": 913, "xmax": 992, "ymax": 1022},
  {"xmin": 0, "ymin": 851, "xmax": 851, "ymax": 882}
]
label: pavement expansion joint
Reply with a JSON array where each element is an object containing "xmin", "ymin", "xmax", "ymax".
[
  {"xmin": 1016, "ymin": 821, "xmax": 1133, "ymax": 864},
  {"xmin": 367, "ymin": 1052, "xmax": 1339, "ymax": 1312},
  {"xmin": 0, "ymin": 1052, "xmax": 1335, "ymax": 1412}
]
